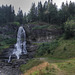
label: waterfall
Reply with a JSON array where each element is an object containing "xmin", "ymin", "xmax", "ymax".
[
  {"xmin": 13, "ymin": 26, "xmax": 27, "ymax": 59},
  {"xmin": 8, "ymin": 26, "xmax": 27, "ymax": 62}
]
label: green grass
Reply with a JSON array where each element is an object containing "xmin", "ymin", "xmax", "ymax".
[
  {"xmin": 20, "ymin": 59, "xmax": 44, "ymax": 73},
  {"xmin": 36, "ymin": 37, "xmax": 75, "ymax": 59},
  {"xmin": 32, "ymin": 25, "xmax": 50, "ymax": 30},
  {"xmin": 31, "ymin": 67, "xmax": 56, "ymax": 75},
  {"xmin": 31, "ymin": 58, "xmax": 75, "ymax": 75},
  {"xmin": 32, "ymin": 24, "xmax": 61, "ymax": 30},
  {"xmin": 20, "ymin": 58, "xmax": 75, "ymax": 75},
  {"xmin": 20, "ymin": 37, "xmax": 75, "ymax": 75},
  {"xmin": 52, "ymin": 38, "xmax": 75, "ymax": 58},
  {"xmin": 36, "ymin": 40, "xmax": 59, "ymax": 56},
  {"xmin": 57, "ymin": 58, "xmax": 75, "ymax": 75},
  {"xmin": 0, "ymin": 36, "xmax": 16, "ymax": 53}
]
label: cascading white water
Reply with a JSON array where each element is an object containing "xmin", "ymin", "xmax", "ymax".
[
  {"xmin": 8, "ymin": 26, "xmax": 27, "ymax": 62},
  {"xmin": 13, "ymin": 26, "xmax": 27, "ymax": 59}
]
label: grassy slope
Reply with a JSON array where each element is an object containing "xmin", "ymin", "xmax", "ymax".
[
  {"xmin": 34, "ymin": 37, "xmax": 75, "ymax": 59},
  {"xmin": 20, "ymin": 58, "xmax": 75, "ymax": 75},
  {"xmin": 52, "ymin": 38, "xmax": 75, "ymax": 58},
  {"xmin": 20, "ymin": 38, "xmax": 75, "ymax": 75}
]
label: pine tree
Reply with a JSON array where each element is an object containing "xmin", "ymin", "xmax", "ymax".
[
  {"xmin": 29, "ymin": 3, "xmax": 37, "ymax": 22},
  {"xmin": 16, "ymin": 8, "xmax": 23, "ymax": 24},
  {"xmin": 23, "ymin": 13, "xmax": 27, "ymax": 24}
]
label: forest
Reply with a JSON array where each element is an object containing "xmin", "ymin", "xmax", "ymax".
[{"xmin": 0, "ymin": 0, "xmax": 75, "ymax": 25}]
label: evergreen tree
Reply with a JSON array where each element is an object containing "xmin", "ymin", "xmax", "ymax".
[
  {"xmin": 29, "ymin": 3, "xmax": 37, "ymax": 22},
  {"xmin": 45, "ymin": 1, "xmax": 58, "ymax": 23},
  {"xmin": 42, "ymin": 1, "xmax": 48, "ymax": 22},
  {"xmin": 23, "ymin": 13, "xmax": 27, "ymax": 24},
  {"xmin": 0, "ymin": 5, "xmax": 15, "ymax": 25},
  {"xmin": 68, "ymin": 1, "xmax": 75, "ymax": 16},
  {"xmin": 38, "ymin": 1, "xmax": 43, "ymax": 21},
  {"xmin": 16, "ymin": 8, "xmax": 23, "ymax": 24}
]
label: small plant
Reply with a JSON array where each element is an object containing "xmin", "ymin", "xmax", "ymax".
[
  {"xmin": 12, "ymin": 22, "xmax": 20, "ymax": 26},
  {"xmin": 64, "ymin": 46, "xmax": 67, "ymax": 51},
  {"xmin": 39, "ymin": 70, "xmax": 44, "ymax": 75},
  {"xmin": 32, "ymin": 25, "xmax": 49, "ymax": 30}
]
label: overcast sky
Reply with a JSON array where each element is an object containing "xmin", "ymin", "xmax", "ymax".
[{"xmin": 0, "ymin": 0, "xmax": 75, "ymax": 14}]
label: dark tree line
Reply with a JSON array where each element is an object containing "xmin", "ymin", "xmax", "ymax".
[
  {"xmin": 0, "ymin": 5, "xmax": 24, "ymax": 25},
  {"xmin": 27, "ymin": 0, "xmax": 75, "ymax": 24},
  {"xmin": 0, "ymin": 0, "xmax": 75, "ymax": 25},
  {"xmin": 0, "ymin": 5, "xmax": 15, "ymax": 25}
]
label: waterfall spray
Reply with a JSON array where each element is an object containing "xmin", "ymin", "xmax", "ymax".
[
  {"xmin": 8, "ymin": 26, "xmax": 27, "ymax": 62},
  {"xmin": 13, "ymin": 26, "xmax": 27, "ymax": 59}
]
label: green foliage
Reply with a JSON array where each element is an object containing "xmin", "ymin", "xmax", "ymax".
[
  {"xmin": 20, "ymin": 59, "xmax": 44, "ymax": 73},
  {"xmin": 29, "ymin": 64, "xmax": 56, "ymax": 75},
  {"xmin": 36, "ymin": 37, "xmax": 75, "ymax": 59},
  {"xmin": 57, "ymin": 59, "xmax": 75, "ymax": 75},
  {"xmin": 16, "ymin": 8, "xmax": 23, "ymax": 24},
  {"xmin": 36, "ymin": 40, "xmax": 59, "ymax": 56},
  {"xmin": 4, "ymin": 38, "xmax": 16, "ymax": 45},
  {"xmin": 0, "ymin": 1, "xmax": 75, "ymax": 25},
  {"xmin": 12, "ymin": 22, "xmax": 20, "ymax": 26},
  {"xmin": 38, "ymin": 1, "xmax": 43, "ymax": 21},
  {"xmin": 0, "ymin": 5, "xmax": 15, "ymax": 25},
  {"xmin": 0, "ymin": 36, "xmax": 16, "ymax": 52},
  {"xmin": 52, "ymin": 38, "xmax": 75, "ymax": 58},
  {"xmin": 64, "ymin": 20, "xmax": 75, "ymax": 39},
  {"xmin": 29, "ymin": 3, "xmax": 37, "ymax": 22},
  {"xmin": 32, "ymin": 25, "xmax": 49, "ymax": 30}
]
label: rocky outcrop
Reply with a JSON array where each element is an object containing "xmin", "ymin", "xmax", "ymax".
[
  {"xmin": 24, "ymin": 23, "xmax": 62, "ymax": 42},
  {"xmin": 0, "ymin": 24, "xmax": 19, "ymax": 39}
]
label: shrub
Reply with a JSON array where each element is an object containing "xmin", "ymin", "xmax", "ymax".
[
  {"xmin": 64, "ymin": 20, "xmax": 75, "ymax": 39},
  {"xmin": 32, "ymin": 25, "xmax": 49, "ymax": 30},
  {"xmin": 36, "ymin": 40, "xmax": 59, "ymax": 56},
  {"xmin": 12, "ymin": 22, "xmax": 20, "ymax": 26}
]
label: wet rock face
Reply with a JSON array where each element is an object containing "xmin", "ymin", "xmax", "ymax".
[
  {"xmin": 25, "ymin": 24, "xmax": 62, "ymax": 42},
  {"xmin": 0, "ymin": 60, "xmax": 22, "ymax": 75},
  {"xmin": 0, "ymin": 24, "xmax": 19, "ymax": 38},
  {"xmin": 0, "ymin": 44, "xmax": 37, "ymax": 63}
]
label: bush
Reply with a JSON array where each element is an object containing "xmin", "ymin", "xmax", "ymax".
[
  {"xmin": 12, "ymin": 22, "xmax": 20, "ymax": 26},
  {"xmin": 36, "ymin": 40, "xmax": 59, "ymax": 56},
  {"xmin": 32, "ymin": 25, "xmax": 49, "ymax": 30},
  {"xmin": 8, "ymin": 22, "xmax": 20, "ymax": 26},
  {"xmin": 64, "ymin": 20, "xmax": 75, "ymax": 39},
  {"xmin": 4, "ymin": 38, "xmax": 16, "ymax": 44}
]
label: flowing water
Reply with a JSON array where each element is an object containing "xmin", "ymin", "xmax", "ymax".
[{"xmin": 8, "ymin": 26, "xmax": 27, "ymax": 62}]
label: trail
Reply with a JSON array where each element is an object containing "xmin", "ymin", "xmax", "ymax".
[{"xmin": 24, "ymin": 62, "xmax": 49, "ymax": 75}]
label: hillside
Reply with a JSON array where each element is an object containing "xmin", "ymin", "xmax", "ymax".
[
  {"xmin": 20, "ymin": 38, "xmax": 75, "ymax": 75},
  {"xmin": 0, "ymin": 22, "xmax": 75, "ymax": 75},
  {"xmin": 0, "ymin": 0, "xmax": 75, "ymax": 75},
  {"xmin": 20, "ymin": 58, "xmax": 75, "ymax": 75}
]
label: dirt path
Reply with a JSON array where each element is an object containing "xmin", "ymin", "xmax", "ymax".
[
  {"xmin": 24, "ymin": 62, "xmax": 49, "ymax": 75},
  {"xmin": 24, "ymin": 61, "xmax": 66, "ymax": 75}
]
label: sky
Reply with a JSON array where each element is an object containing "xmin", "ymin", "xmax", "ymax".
[{"xmin": 0, "ymin": 0, "xmax": 75, "ymax": 14}]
